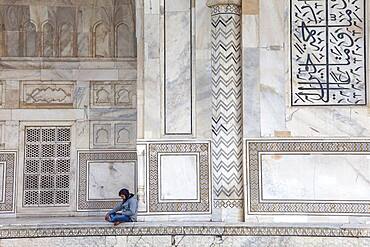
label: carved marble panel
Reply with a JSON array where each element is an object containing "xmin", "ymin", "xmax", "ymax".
[
  {"xmin": 88, "ymin": 161, "xmax": 135, "ymax": 200},
  {"xmin": 91, "ymin": 123, "xmax": 111, "ymax": 148},
  {"xmin": 20, "ymin": 81, "xmax": 75, "ymax": 108},
  {"xmin": 0, "ymin": 1, "xmax": 136, "ymax": 58},
  {"xmin": 90, "ymin": 121, "xmax": 136, "ymax": 149},
  {"xmin": 90, "ymin": 81, "xmax": 136, "ymax": 108}
]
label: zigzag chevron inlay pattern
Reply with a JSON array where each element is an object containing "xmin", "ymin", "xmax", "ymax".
[{"xmin": 210, "ymin": 5, "xmax": 243, "ymax": 208}]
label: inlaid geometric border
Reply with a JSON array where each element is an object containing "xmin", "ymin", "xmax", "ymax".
[
  {"xmin": 246, "ymin": 139, "xmax": 370, "ymax": 215},
  {"xmin": 0, "ymin": 151, "xmax": 16, "ymax": 213},
  {"xmin": 1, "ymin": 224, "xmax": 370, "ymax": 239},
  {"xmin": 77, "ymin": 150, "xmax": 137, "ymax": 211},
  {"xmin": 148, "ymin": 142, "xmax": 211, "ymax": 213}
]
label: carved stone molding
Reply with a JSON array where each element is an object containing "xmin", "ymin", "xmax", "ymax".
[
  {"xmin": 207, "ymin": 0, "xmax": 241, "ymax": 7},
  {"xmin": 1, "ymin": 224, "xmax": 370, "ymax": 239}
]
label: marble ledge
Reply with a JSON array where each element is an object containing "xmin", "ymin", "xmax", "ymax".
[
  {"xmin": 0, "ymin": 69, "xmax": 137, "ymax": 81},
  {"xmin": 0, "ymin": 109, "xmax": 85, "ymax": 121},
  {"xmin": 0, "ymin": 57, "xmax": 137, "ymax": 70},
  {"xmin": 0, "ymin": 218, "xmax": 370, "ymax": 239}
]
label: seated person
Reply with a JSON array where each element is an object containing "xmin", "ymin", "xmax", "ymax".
[{"xmin": 105, "ymin": 188, "xmax": 138, "ymax": 226}]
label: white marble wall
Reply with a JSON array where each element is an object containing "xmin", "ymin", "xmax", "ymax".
[
  {"xmin": 243, "ymin": 0, "xmax": 370, "ymax": 138},
  {"xmin": 0, "ymin": 0, "xmax": 138, "ymax": 215},
  {"xmin": 142, "ymin": 0, "xmax": 211, "ymax": 139}
]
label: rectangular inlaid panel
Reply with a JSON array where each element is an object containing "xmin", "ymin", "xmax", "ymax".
[
  {"xmin": 23, "ymin": 126, "xmax": 71, "ymax": 207},
  {"xmin": 291, "ymin": 0, "xmax": 366, "ymax": 106},
  {"xmin": 0, "ymin": 152, "xmax": 16, "ymax": 213},
  {"xmin": 0, "ymin": 162, "xmax": 4, "ymax": 202},
  {"xmin": 77, "ymin": 151, "xmax": 137, "ymax": 211},
  {"xmin": 247, "ymin": 139, "xmax": 370, "ymax": 215},
  {"xmin": 261, "ymin": 154, "xmax": 370, "ymax": 201},
  {"xmin": 148, "ymin": 142, "xmax": 210, "ymax": 213},
  {"xmin": 159, "ymin": 154, "xmax": 199, "ymax": 201},
  {"xmin": 164, "ymin": 0, "xmax": 193, "ymax": 135},
  {"xmin": 0, "ymin": 82, "xmax": 3, "ymax": 107}
]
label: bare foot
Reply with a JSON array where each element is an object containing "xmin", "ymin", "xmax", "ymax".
[
  {"xmin": 113, "ymin": 221, "xmax": 122, "ymax": 226},
  {"xmin": 104, "ymin": 215, "xmax": 110, "ymax": 222}
]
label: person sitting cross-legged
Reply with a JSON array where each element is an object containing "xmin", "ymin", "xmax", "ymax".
[{"xmin": 105, "ymin": 188, "xmax": 138, "ymax": 226}]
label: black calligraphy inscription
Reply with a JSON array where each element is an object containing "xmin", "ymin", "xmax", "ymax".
[{"xmin": 291, "ymin": 0, "xmax": 366, "ymax": 106}]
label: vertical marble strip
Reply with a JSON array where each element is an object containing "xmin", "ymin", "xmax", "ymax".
[
  {"xmin": 259, "ymin": 0, "xmax": 286, "ymax": 136},
  {"xmin": 195, "ymin": 0, "xmax": 212, "ymax": 139},
  {"xmin": 208, "ymin": 2, "xmax": 243, "ymax": 210},
  {"xmin": 164, "ymin": 0, "xmax": 192, "ymax": 135},
  {"xmin": 143, "ymin": 0, "xmax": 161, "ymax": 139},
  {"xmin": 243, "ymin": 14, "xmax": 260, "ymax": 137}
]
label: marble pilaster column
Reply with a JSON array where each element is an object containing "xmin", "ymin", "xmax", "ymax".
[{"xmin": 207, "ymin": 0, "xmax": 243, "ymax": 221}]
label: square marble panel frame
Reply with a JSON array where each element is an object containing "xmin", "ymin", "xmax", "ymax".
[
  {"xmin": 77, "ymin": 150, "xmax": 137, "ymax": 211},
  {"xmin": 0, "ymin": 151, "xmax": 17, "ymax": 213},
  {"xmin": 246, "ymin": 139, "xmax": 370, "ymax": 216},
  {"xmin": 148, "ymin": 142, "xmax": 211, "ymax": 213}
]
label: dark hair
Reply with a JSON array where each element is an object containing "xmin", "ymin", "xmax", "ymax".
[{"xmin": 118, "ymin": 188, "xmax": 130, "ymax": 198}]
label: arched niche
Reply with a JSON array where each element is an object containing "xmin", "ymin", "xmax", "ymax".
[
  {"xmin": 59, "ymin": 23, "xmax": 73, "ymax": 57},
  {"xmin": 23, "ymin": 21, "xmax": 38, "ymax": 57},
  {"xmin": 42, "ymin": 22, "xmax": 55, "ymax": 57},
  {"xmin": 0, "ymin": 24, "xmax": 5, "ymax": 57},
  {"xmin": 93, "ymin": 21, "xmax": 111, "ymax": 58},
  {"xmin": 115, "ymin": 22, "xmax": 136, "ymax": 58}
]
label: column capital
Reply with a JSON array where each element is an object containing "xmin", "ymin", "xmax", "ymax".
[{"xmin": 207, "ymin": 0, "xmax": 241, "ymax": 8}]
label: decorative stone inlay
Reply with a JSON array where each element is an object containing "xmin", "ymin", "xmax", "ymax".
[
  {"xmin": 291, "ymin": 0, "xmax": 366, "ymax": 106},
  {"xmin": 77, "ymin": 151, "xmax": 137, "ymax": 211},
  {"xmin": 0, "ymin": 151, "xmax": 16, "ymax": 213},
  {"xmin": 148, "ymin": 142, "xmax": 211, "ymax": 213},
  {"xmin": 208, "ymin": 2, "xmax": 243, "ymax": 209},
  {"xmin": 1, "ymin": 223, "xmax": 370, "ymax": 239},
  {"xmin": 247, "ymin": 139, "xmax": 370, "ymax": 215}
]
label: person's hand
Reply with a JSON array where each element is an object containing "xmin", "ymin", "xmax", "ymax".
[{"xmin": 104, "ymin": 213, "xmax": 110, "ymax": 222}]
